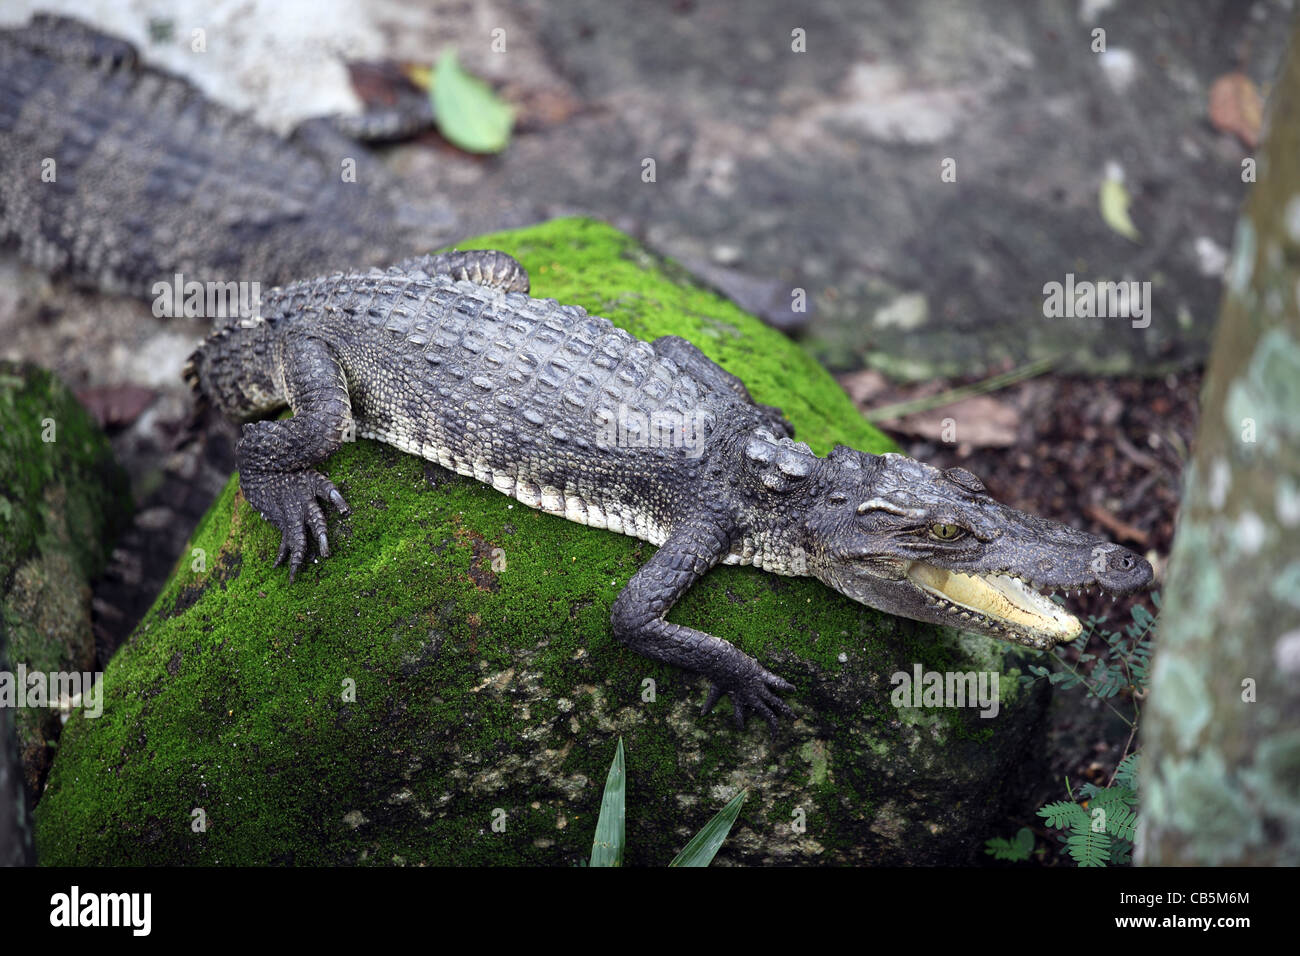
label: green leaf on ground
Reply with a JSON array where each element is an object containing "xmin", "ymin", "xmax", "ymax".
[
  {"xmin": 432, "ymin": 49, "xmax": 513, "ymax": 154},
  {"xmin": 1100, "ymin": 172, "xmax": 1140, "ymax": 242}
]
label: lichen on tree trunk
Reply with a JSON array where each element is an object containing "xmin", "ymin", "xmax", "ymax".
[{"xmin": 1141, "ymin": 16, "xmax": 1300, "ymax": 865}]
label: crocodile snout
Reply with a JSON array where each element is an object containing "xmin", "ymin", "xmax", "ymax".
[{"xmin": 1094, "ymin": 545, "xmax": 1153, "ymax": 594}]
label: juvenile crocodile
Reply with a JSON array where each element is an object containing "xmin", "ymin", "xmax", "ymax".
[
  {"xmin": 0, "ymin": 14, "xmax": 453, "ymax": 298},
  {"xmin": 186, "ymin": 250, "xmax": 1153, "ymax": 729}
]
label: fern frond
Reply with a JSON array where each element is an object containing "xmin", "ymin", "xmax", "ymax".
[
  {"xmin": 1067, "ymin": 817, "xmax": 1112, "ymax": 867},
  {"xmin": 984, "ymin": 826, "xmax": 1035, "ymax": 862},
  {"xmin": 1105, "ymin": 805, "xmax": 1137, "ymax": 841},
  {"xmin": 1089, "ymin": 785, "xmax": 1137, "ymax": 809},
  {"xmin": 1038, "ymin": 800, "xmax": 1088, "ymax": 829},
  {"xmin": 1114, "ymin": 753, "xmax": 1140, "ymax": 790},
  {"xmin": 1111, "ymin": 839, "xmax": 1133, "ymax": 865}
]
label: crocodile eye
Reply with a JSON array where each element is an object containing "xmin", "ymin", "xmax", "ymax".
[{"xmin": 928, "ymin": 523, "xmax": 965, "ymax": 541}]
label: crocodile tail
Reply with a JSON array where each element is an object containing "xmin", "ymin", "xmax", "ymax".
[
  {"xmin": 181, "ymin": 323, "xmax": 236, "ymax": 396},
  {"xmin": 183, "ymin": 320, "xmax": 284, "ymax": 422},
  {"xmin": 181, "ymin": 328, "xmax": 229, "ymax": 415},
  {"xmin": 6, "ymin": 14, "xmax": 140, "ymax": 70},
  {"xmin": 181, "ymin": 349, "xmax": 205, "ymax": 394},
  {"xmin": 181, "ymin": 343, "xmax": 211, "ymax": 398}
]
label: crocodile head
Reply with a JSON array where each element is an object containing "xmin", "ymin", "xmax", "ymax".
[{"xmin": 789, "ymin": 445, "xmax": 1152, "ymax": 650}]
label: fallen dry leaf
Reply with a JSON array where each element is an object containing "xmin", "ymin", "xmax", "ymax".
[
  {"xmin": 885, "ymin": 394, "xmax": 1020, "ymax": 448},
  {"xmin": 838, "ymin": 368, "xmax": 890, "ymax": 406},
  {"xmin": 75, "ymin": 384, "xmax": 156, "ymax": 429},
  {"xmin": 1208, "ymin": 71, "xmax": 1263, "ymax": 149},
  {"xmin": 350, "ymin": 60, "xmax": 427, "ymax": 107}
]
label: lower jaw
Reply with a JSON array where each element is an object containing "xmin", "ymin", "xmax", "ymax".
[{"xmin": 904, "ymin": 562, "xmax": 1084, "ymax": 644}]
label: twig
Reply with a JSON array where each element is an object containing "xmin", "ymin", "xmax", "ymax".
[
  {"xmin": 1107, "ymin": 722, "xmax": 1139, "ymax": 789},
  {"xmin": 1054, "ymin": 653, "xmax": 1137, "ymax": 728},
  {"xmin": 864, "ymin": 356, "xmax": 1056, "ymax": 423},
  {"xmin": 1085, "ymin": 504, "xmax": 1149, "ymax": 546},
  {"xmin": 1114, "ymin": 431, "xmax": 1163, "ymax": 473},
  {"xmin": 1121, "ymin": 470, "xmax": 1160, "ymax": 513}
]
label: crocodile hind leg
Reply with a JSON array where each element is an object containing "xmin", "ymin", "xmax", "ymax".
[
  {"xmin": 651, "ymin": 335, "xmax": 793, "ymax": 437},
  {"xmin": 387, "ymin": 250, "xmax": 530, "ymax": 294},
  {"xmin": 611, "ymin": 515, "xmax": 795, "ymax": 731},
  {"xmin": 236, "ymin": 332, "xmax": 353, "ymax": 581}
]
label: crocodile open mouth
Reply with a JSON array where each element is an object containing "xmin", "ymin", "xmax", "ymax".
[{"xmin": 905, "ymin": 562, "xmax": 1083, "ymax": 643}]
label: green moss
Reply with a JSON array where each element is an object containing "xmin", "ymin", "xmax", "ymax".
[
  {"xmin": 0, "ymin": 362, "xmax": 130, "ymax": 586},
  {"xmin": 0, "ymin": 362, "xmax": 132, "ymax": 798},
  {"xmin": 34, "ymin": 219, "xmax": 1046, "ymax": 866}
]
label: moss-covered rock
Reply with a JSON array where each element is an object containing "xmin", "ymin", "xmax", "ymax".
[
  {"xmin": 0, "ymin": 361, "xmax": 132, "ymax": 803},
  {"xmin": 34, "ymin": 219, "xmax": 1047, "ymax": 865}
]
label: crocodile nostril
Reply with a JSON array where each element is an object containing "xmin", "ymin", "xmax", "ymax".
[{"xmin": 1098, "ymin": 550, "xmax": 1153, "ymax": 594}]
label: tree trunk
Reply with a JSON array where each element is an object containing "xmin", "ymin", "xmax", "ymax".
[{"xmin": 1140, "ymin": 15, "xmax": 1300, "ymax": 865}]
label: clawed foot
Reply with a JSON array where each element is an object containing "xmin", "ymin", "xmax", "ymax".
[
  {"xmin": 701, "ymin": 663, "xmax": 795, "ymax": 733},
  {"xmin": 241, "ymin": 469, "xmax": 350, "ymax": 582}
]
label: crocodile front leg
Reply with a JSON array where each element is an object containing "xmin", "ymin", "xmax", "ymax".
[
  {"xmin": 236, "ymin": 332, "xmax": 352, "ymax": 581},
  {"xmin": 611, "ymin": 516, "xmax": 795, "ymax": 730}
]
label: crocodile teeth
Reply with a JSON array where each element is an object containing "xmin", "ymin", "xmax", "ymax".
[{"xmin": 905, "ymin": 562, "xmax": 1083, "ymax": 642}]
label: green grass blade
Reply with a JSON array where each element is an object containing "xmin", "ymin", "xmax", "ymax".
[
  {"xmin": 589, "ymin": 737, "xmax": 626, "ymax": 867},
  {"xmin": 669, "ymin": 789, "xmax": 747, "ymax": 867}
]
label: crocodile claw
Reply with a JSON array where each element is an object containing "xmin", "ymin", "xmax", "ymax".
[
  {"xmin": 242, "ymin": 469, "xmax": 350, "ymax": 582},
  {"xmin": 702, "ymin": 664, "xmax": 795, "ymax": 733}
]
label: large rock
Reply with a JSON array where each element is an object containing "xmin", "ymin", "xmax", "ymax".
[
  {"xmin": 34, "ymin": 219, "xmax": 1048, "ymax": 865},
  {"xmin": 0, "ymin": 361, "xmax": 131, "ymax": 807}
]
